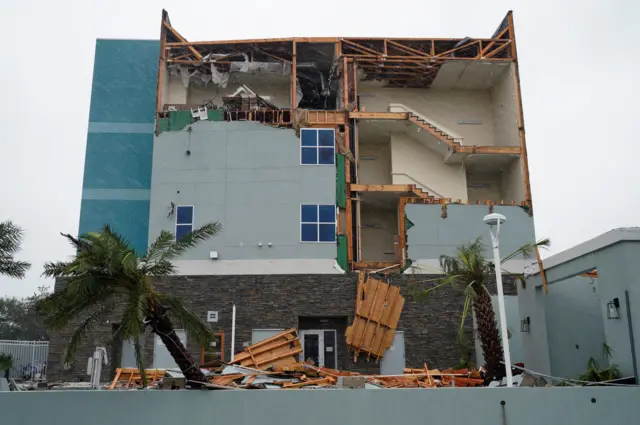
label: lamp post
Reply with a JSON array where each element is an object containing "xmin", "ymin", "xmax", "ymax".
[{"xmin": 483, "ymin": 212, "xmax": 513, "ymax": 387}]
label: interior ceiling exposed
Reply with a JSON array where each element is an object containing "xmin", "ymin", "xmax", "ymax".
[
  {"xmin": 464, "ymin": 154, "xmax": 519, "ymax": 173},
  {"xmin": 430, "ymin": 61, "xmax": 511, "ymax": 90},
  {"xmin": 161, "ymin": 9, "xmax": 516, "ymax": 95}
]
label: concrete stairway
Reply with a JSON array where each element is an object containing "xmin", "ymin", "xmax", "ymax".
[{"xmin": 388, "ymin": 103, "xmax": 464, "ymax": 150}]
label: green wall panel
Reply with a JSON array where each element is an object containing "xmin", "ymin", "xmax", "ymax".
[
  {"xmin": 337, "ymin": 234, "xmax": 348, "ymax": 271},
  {"xmin": 336, "ymin": 154, "xmax": 346, "ymax": 208}
]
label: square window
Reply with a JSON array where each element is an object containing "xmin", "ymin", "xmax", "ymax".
[
  {"xmin": 318, "ymin": 129, "xmax": 335, "ymax": 147},
  {"xmin": 300, "ymin": 129, "xmax": 335, "ymax": 166},
  {"xmin": 301, "ymin": 224, "xmax": 318, "ymax": 242},
  {"xmin": 319, "ymin": 224, "xmax": 336, "ymax": 242},
  {"xmin": 301, "ymin": 147, "xmax": 318, "ymax": 165},
  {"xmin": 318, "ymin": 147, "xmax": 335, "ymax": 165},
  {"xmin": 301, "ymin": 129, "xmax": 318, "ymax": 146},
  {"xmin": 301, "ymin": 205, "xmax": 318, "ymax": 222},
  {"xmin": 176, "ymin": 224, "xmax": 192, "ymax": 241},
  {"xmin": 318, "ymin": 205, "xmax": 335, "ymax": 223},
  {"xmin": 176, "ymin": 206, "xmax": 193, "ymax": 225},
  {"xmin": 300, "ymin": 204, "xmax": 336, "ymax": 243}
]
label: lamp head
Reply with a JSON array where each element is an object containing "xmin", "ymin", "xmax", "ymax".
[{"xmin": 483, "ymin": 213, "xmax": 507, "ymax": 226}]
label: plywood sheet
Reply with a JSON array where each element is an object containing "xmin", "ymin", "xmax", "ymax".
[{"xmin": 345, "ymin": 272, "xmax": 405, "ymax": 361}]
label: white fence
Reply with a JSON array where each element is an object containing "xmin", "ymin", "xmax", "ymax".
[{"xmin": 0, "ymin": 340, "xmax": 49, "ymax": 381}]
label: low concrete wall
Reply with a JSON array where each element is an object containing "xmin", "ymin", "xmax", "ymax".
[{"xmin": 2, "ymin": 388, "xmax": 640, "ymax": 425}]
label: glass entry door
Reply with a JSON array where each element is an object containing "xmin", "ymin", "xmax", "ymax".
[{"xmin": 299, "ymin": 330, "xmax": 337, "ymax": 369}]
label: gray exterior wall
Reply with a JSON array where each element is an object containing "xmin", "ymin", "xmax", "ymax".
[
  {"xmin": 521, "ymin": 236, "xmax": 640, "ymax": 380},
  {"xmin": 405, "ymin": 204, "xmax": 535, "ymax": 271},
  {"xmin": 3, "ymin": 387, "xmax": 640, "ymax": 425},
  {"xmin": 545, "ymin": 276, "xmax": 608, "ymax": 378},
  {"xmin": 46, "ymin": 274, "xmax": 517, "ymax": 383},
  {"xmin": 149, "ymin": 121, "xmax": 336, "ymax": 262}
]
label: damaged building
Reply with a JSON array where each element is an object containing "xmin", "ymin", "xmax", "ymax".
[{"xmin": 48, "ymin": 9, "xmax": 539, "ymax": 381}]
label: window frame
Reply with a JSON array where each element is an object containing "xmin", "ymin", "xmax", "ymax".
[
  {"xmin": 175, "ymin": 205, "xmax": 195, "ymax": 241},
  {"xmin": 299, "ymin": 128, "xmax": 336, "ymax": 166},
  {"xmin": 299, "ymin": 204, "xmax": 337, "ymax": 244}
]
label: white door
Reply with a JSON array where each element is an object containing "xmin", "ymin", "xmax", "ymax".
[
  {"xmin": 120, "ymin": 338, "xmax": 141, "ymax": 368},
  {"xmin": 380, "ymin": 331, "xmax": 405, "ymax": 375},
  {"xmin": 299, "ymin": 330, "xmax": 337, "ymax": 369},
  {"xmin": 153, "ymin": 329, "xmax": 187, "ymax": 369}
]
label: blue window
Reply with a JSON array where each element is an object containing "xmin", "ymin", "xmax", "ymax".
[
  {"xmin": 300, "ymin": 128, "xmax": 335, "ymax": 165},
  {"xmin": 175, "ymin": 205, "xmax": 194, "ymax": 241},
  {"xmin": 301, "ymin": 205, "xmax": 336, "ymax": 243}
]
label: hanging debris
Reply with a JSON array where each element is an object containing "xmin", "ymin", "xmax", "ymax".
[{"xmin": 345, "ymin": 272, "xmax": 405, "ymax": 362}]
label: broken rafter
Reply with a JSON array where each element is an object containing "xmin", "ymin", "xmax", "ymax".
[
  {"xmin": 163, "ymin": 21, "xmax": 203, "ymax": 61},
  {"xmin": 385, "ymin": 39, "xmax": 433, "ymax": 58}
]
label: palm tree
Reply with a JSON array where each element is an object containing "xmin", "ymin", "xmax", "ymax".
[
  {"xmin": 414, "ymin": 237, "xmax": 549, "ymax": 382},
  {"xmin": 36, "ymin": 223, "xmax": 222, "ymax": 387},
  {"xmin": 0, "ymin": 220, "xmax": 31, "ymax": 278}
]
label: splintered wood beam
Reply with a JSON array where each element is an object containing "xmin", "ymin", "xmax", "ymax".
[
  {"xmin": 455, "ymin": 146, "xmax": 521, "ymax": 155},
  {"xmin": 345, "ymin": 127, "xmax": 353, "ymax": 265},
  {"xmin": 350, "ymin": 184, "xmax": 413, "ymax": 192},
  {"xmin": 353, "ymin": 262, "xmax": 401, "ymax": 271},
  {"xmin": 508, "ymin": 11, "xmax": 532, "ymax": 210},
  {"xmin": 156, "ymin": 10, "xmax": 168, "ymax": 117},
  {"xmin": 397, "ymin": 197, "xmax": 408, "ymax": 267},
  {"xmin": 349, "ymin": 112, "xmax": 408, "ymax": 120},
  {"xmin": 163, "ymin": 21, "xmax": 203, "ymax": 61},
  {"xmin": 291, "ymin": 41, "xmax": 297, "ymax": 110}
]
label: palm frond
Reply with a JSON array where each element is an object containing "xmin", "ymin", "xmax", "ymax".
[
  {"xmin": 456, "ymin": 291, "xmax": 474, "ymax": 347},
  {"xmin": 0, "ymin": 258, "xmax": 31, "ymax": 279},
  {"xmin": 161, "ymin": 222, "xmax": 222, "ymax": 261},
  {"xmin": 63, "ymin": 302, "xmax": 115, "ymax": 364},
  {"xmin": 141, "ymin": 231, "xmax": 174, "ymax": 264},
  {"xmin": 156, "ymin": 293, "xmax": 214, "ymax": 345},
  {"xmin": 500, "ymin": 238, "xmax": 551, "ymax": 264},
  {"xmin": 133, "ymin": 335, "xmax": 147, "ymax": 386},
  {"xmin": 41, "ymin": 261, "xmax": 74, "ymax": 278}
]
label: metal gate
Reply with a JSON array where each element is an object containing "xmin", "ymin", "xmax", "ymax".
[{"xmin": 0, "ymin": 340, "xmax": 49, "ymax": 381}]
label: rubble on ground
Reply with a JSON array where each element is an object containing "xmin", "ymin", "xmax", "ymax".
[{"xmin": 105, "ymin": 328, "xmax": 486, "ymax": 390}]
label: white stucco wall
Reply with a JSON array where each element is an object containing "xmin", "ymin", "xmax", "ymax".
[
  {"xmin": 390, "ymin": 133, "xmax": 467, "ymax": 200},
  {"xmin": 490, "ymin": 63, "xmax": 519, "ymax": 147},
  {"xmin": 359, "ymin": 206, "xmax": 397, "ymax": 262},
  {"xmin": 358, "ymin": 142, "xmax": 392, "ymax": 185},
  {"xmin": 359, "ymin": 83, "xmax": 496, "ymax": 146}
]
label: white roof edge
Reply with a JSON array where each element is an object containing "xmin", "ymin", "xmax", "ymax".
[{"xmin": 541, "ymin": 227, "xmax": 640, "ymax": 271}]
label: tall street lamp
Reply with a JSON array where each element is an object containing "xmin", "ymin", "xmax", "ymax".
[{"xmin": 483, "ymin": 212, "xmax": 513, "ymax": 387}]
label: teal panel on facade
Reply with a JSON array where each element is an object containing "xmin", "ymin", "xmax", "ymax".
[
  {"xmin": 89, "ymin": 40, "xmax": 160, "ymax": 123},
  {"xmin": 82, "ymin": 132, "xmax": 153, "ymax": 190},
  {"xmin": 79, "ymin": 199, "xmax": 150, "ymax": 255}
]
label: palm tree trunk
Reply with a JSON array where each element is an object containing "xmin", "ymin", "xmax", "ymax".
[
  {"xmin": 473, "ymin": 289, "xmax": 505, "ymax": 381},
  {"xmin": 148, "ymin": 307, "xmax": 208, "ymax": 387}
]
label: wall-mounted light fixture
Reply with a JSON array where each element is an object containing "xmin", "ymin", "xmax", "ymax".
[
  {"xmin": 520, "ymin": 316, "xmax": 530, "ymax": 333},
  {"xmin": 607, "ymin": 298, "xmax": 620, "ymax": 319}
]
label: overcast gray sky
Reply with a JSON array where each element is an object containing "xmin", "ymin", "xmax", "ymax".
[{"xmin": 1, "ymin": 0, "xmax": 639, "ymax": 298}]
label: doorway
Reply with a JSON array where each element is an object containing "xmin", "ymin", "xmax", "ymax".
[{"xmin": 299, "ymin": 330, "xmax": 337, "ymax": 369}]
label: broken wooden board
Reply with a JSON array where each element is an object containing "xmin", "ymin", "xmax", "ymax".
[
  {"xmin": 106, "ymin": 368, "xmax": 166, "ymax": 390},
  {"xmin": 345, "ymin": 272, "xmax": 405, "ymax": 362},
  {"xmin": 230, "ymin": 328, "xmax": 302, "ymax": 370}
]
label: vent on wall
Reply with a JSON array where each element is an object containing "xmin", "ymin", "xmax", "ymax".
[
  {"xmin": 468, "ymin": 183, "xmax": 492, "ymax": 188},
  {"xmin": 360, "ymin": 156, "xmax": 377, "ymax": 160}
]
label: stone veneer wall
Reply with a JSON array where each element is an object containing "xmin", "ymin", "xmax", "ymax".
[{"xmin": 47, "ymin": 274, "xmax": 516, "ymax": 382}]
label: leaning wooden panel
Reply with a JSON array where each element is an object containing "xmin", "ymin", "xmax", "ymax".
[{"xmin": 345, "ymin": 275, "xmax": 405, "ymax": 361}]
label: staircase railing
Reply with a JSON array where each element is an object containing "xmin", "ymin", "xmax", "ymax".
[{"xmin": 391, "ymin": 172, "xmax": 444, "ymax": 198}]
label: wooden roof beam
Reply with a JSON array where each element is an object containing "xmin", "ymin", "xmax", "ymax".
[{"xmin": 163, "ymin": 21, "xmax": 203, "ymax": 61}]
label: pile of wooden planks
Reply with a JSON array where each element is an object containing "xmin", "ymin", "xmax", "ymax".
[
  {"xmin": 345, "ymin": 272, "xmax": 405, "ymax": 362},
  {"xmin": 368, "ymin": 365, "xmax": 484, "ymax": 388},
  {"xmin": 107, "ymin": 368, "xmax": 166, "ymax": 390},
  {"xmin": 230, "ymin": 328, "xmax": 302, "ymax": 369}
]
